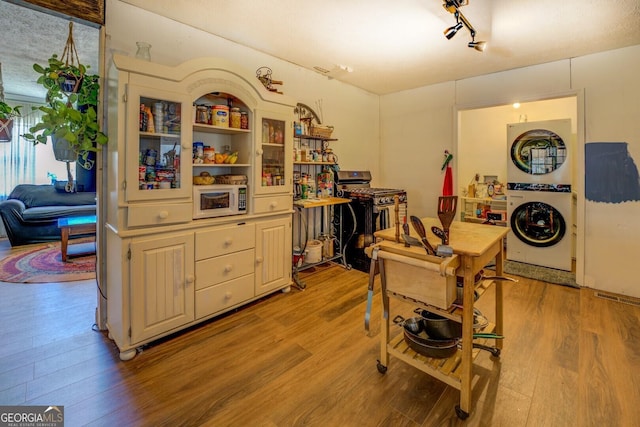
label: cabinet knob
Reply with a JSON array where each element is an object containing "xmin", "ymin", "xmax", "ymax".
[
  {"xmin": 256, "ymin": 257, "xmax": 264, "ymax": 264},
  {"xmin": 185, "ymin": 275, "xmax": 195, "ymax": 284},
  {"xmin": 224, "ymin": 264, "xmax": 233, "ymax": 272},
  {"xmin": 158, "ymin": 210, "xmax": 169, "ymax": 219},
  {"xmin": 225, "ymin": 291, "xmax": 232, "ymax": 299},
  {"xmin": 270, "ymin": 201, "xmax": 278, "ymax": 208},
  {"xmin": 256, "ymin": 148, "xmax": 263, "ymax": 156},
  {"xmin": 224, "ymin": 237, "xmax": 233, "ymax": 246}
]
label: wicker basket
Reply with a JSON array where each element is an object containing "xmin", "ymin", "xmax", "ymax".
[
  {"xmin": 310, "ymin": 125, "xmax": 334, "ymax": 139},
  {"xmin": 215, "ymin": 174, "xmax": 248, "ymax": 185},
  {"xmin": 193, "ymin": 172, "xmax": 215, "ymax": 185}
]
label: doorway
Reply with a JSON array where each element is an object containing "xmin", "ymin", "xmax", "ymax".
[
  {"xmin": 456, "ymin": 96, "xmax": 580, "ymax": 279},
  {"xmin": 0, "ymin": 1, "xmax": 102, "ymax": 317}
]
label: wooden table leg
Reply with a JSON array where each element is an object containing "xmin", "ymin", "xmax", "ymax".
[
  {"xmin": 379, "ymin": 258, "xmax": 390, "ymax": 368},
  {"xmin": 60, "ymin": 227, "xmax": 70, "ymax": 262},
  {"xmin": 494, "ymin": 238, "xmax": 505, "ymax": 349},
  {"xmin": 459, "ymin": 255, "xmax": 474, "ymax": 416}
]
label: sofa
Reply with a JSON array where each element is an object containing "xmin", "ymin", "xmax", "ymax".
[{"xmin": 0, "ymin": 184, "xmax": 96, "ymax": 246}]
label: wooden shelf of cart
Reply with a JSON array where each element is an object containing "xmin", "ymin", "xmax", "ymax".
[
  {"xmin": 372, "ymin": 218, "xmax": 509, "ymax": 419},
  {"xmin": 293, "ymin": 197, "xmax": 350, "ymax": 209}
]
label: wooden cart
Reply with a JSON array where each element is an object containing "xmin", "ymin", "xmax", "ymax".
[{"xmin": 369, "ymin": 218, "xmax": 509, "ymax": 419}]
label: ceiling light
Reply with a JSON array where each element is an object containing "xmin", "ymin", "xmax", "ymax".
[
  {"xmin": 443, "ymin": 1, "xmax": 486, "ymax": 52},
  {"xmin": 444, "ymin": 22, "xmax": 463, "ymax": 40},
  {"xmin": 468, "ymin": 40, "xmax": 486, "ymax": 52}
]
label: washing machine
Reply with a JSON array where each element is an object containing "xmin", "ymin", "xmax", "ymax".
[
  {"xmin": 507, "ymin": 119, "xmax": 572, "ymax": 185},
  {"xmin": 507, "ymin": 187, "xmax": 573, "ymax": 271}
]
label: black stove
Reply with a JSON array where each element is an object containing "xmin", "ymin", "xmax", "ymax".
[
  {"xmin": 340, "ymin": 187, "xmax": 408, "ymax": 207},
  {"xmin": 335, "ymin": 171, "xmax": 407, "ymax": 272}
]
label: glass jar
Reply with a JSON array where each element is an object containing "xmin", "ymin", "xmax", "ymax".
[
  {"xmin": 135, "ymin": 42, "xmax": 151, "ymax": 61},
  {"xmin": 240, "ymin": 112, "xmax": 249, "ymax": 129},
  {"xmin": 230, "ymin": 107, "xmax": 241, "ymax": 128}
]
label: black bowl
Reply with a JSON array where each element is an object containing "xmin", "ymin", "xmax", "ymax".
[
  {"xmin": 418, "ymin": 310, "xmax": 463, "ymax": 340},
  {"xmin": 401, "ymin": 317, "xmax": 424, "ymax": 334}
]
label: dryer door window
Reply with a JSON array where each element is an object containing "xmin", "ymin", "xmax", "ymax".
[
  {"xmin": 510, "ymin": 201, "xmax": 566, "ymax": 247},
  {"xmin": 511, "ymin": 129, "xmax": 567, "ymax": 175}
]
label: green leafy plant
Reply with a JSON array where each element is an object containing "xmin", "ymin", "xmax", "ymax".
[
  {"xmin": 0, "ymin": 101, "xmax": 22, "ymax": 142},
  {"xmin": 0, "ymin": 101, "xmax": 22, "ymax": 120},
  {"xmin": 22, "ymin": 53, "xmax": 108, "ymax": 163}
]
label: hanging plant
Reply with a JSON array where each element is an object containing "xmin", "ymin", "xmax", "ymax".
[
  {"xmin": 22, "ymin": 22, "xmax": 107, "ymax": 191},
  {"xmin": 0, "ymin": 101, "xmax": 22, "ymax": 142},
  {"xmin": 0, "ymin": 62, "xmax": 22, "ymax": 142}
]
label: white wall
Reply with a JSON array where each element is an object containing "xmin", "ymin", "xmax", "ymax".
[
  {"xmin": 571, "ymin": 46, "xmax": 640, "ymax": 296},
  {"xmin": 378, "ymin": 82, "xmax": 456, "ymax": 216},
  {"xmin": 105, "ymin": 0, "xmax": 380, "ymax": 183},
  {"xmin": 381, "ymin": 45, "xmax": 640, "ymax": 297}
]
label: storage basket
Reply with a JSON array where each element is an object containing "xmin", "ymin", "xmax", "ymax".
[
  {"xmin": 215, "ymin": 174, "xmax": 248, "ymax": 185},
  {"xmin": 193, "ymin": 172, "xmax": 215, "ymax": 185},
  {"xmin": 310, "ymin": 125, "xmax": 334, "ymax": 139}
]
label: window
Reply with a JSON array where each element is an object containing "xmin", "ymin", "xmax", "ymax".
[{"xmin": 0, "ymin": 100, "xmax": 75, "ymax": 199}]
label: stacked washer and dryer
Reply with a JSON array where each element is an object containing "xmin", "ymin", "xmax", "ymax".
[{"xmin": 506, "ymin": 119, "xmax": 573, "ymax": 271}]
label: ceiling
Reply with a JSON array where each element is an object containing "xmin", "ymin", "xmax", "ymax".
[
  {"xmin": 2, "ymin": 0, "xmax": 640, "ymax": 100},
  {"xmin": 0, "ymin": 1, "xmax": 99, "ymax": 102}
]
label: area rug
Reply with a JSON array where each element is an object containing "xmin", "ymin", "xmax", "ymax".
[
  {"xmin": 0, "ymin": 240, "xmax": 95, "ymax": 283},
  {"xmin": 486, "ymin": 260, "xmax": 578, "ymax": 288}
]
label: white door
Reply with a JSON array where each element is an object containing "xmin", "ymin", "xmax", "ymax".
[
  {"xmin": 130, "ymin": 232, "xmax": 195, "ymax": 344},
  {"xmin": 255, "ymin": 216, "xmax": 292, "ymax": 295}
]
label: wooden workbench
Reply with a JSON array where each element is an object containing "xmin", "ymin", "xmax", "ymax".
[{"xmin": 371, "ymin": 218, "xmax": 509, "ymax": 419}]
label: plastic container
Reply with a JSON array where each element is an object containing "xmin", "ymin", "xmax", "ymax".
[
  {"xmin": 193, "ymin": 142, "xmax": 204, "ymax": 162},
  {"xmin": 212, "ymin": 105, "xmax": 229, "ymax": 127},
  {"xmin": 305, "ymin": 240, "xmax": 323, "ymax": 264},
  {"xmin": 203, "ymin": 147, "xmax": 215, "ymax": 164}
]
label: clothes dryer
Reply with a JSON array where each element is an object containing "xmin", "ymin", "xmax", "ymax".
[
  {"xmin": 506, "ymin": 186, "xmax": 573, "ymax": 271},
  {"xmin": 507, "ymin": 119, "xmax": 572, "ymax": 185}
]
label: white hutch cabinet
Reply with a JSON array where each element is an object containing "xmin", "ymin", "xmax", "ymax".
[{"xmin": 104, "ymin": 55, "xmax": 295, "ymax": 360}]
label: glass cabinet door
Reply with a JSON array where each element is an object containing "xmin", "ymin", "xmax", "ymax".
[
  {"xmin": 126, "ymin": 85, "xmax": 192, "ymax": 202},
  {"xmin": 254, "ymin": 110, "xmax": 292, "ymax": 195}
]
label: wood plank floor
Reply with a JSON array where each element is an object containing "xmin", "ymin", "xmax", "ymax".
[{"xmin": 1, "ymin": 249, "xmax": 639, "ymax": 426}]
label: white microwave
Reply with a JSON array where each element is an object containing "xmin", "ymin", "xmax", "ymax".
[{"xmin": 193, "ymin": 184, "xmax": 247, "ymax": 219}]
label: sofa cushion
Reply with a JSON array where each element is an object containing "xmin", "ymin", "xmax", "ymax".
[
  {"xmin": 8, "ymin": 184, "xmax": 96, "ymax": 208},
  {"xmin": 21, "ymin": 205, "xmax": 97, "ymax": 221}
]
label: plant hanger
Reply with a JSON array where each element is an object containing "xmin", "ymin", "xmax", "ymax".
[{"xmin": 59, "ymin": 22, "xmax": 84, "ymax": 94}]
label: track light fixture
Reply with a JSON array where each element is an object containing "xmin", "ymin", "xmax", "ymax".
[
  {"xmin": 468, "ymin": 39, "xmax": 486, "ymax": 52},
  {"xmin": 444, "ymin": 15, "xmax": 463, "ymax": 40},
  {"xmin": 442, "ymin": 0, "xmax": 486, "ymax": 52}
]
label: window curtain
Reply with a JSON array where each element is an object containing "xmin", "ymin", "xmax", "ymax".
[{"xmin": 0, "ymin": 101, "xmax": 43, "ymax": 200}]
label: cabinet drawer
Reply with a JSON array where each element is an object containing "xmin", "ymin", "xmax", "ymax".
[
  {"xmin": 128, "ymin": 203, "xmax": 192, "ymax": 227},
  {"xmin": 196, "ymin": 223, "xmax": 255, "ymax": 260},
  {"xmin": 253, "ymin": 194, "xmax": 292, "ymax": 214},
  {"xmin": 195, "ymin": 248, "xmax": 255, "ymax": 289},
  {"xmin": 195, "ymin": 274, "xmax": 255, "ymax": 319}
]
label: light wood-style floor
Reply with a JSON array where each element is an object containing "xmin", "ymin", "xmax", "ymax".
[{"xmin": 1, "ymin": 245, "xmax": 639, "ymax": 426}]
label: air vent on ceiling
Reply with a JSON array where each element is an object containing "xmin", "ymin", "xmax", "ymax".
[
  {"xmin": 594, "ymin": 291, "xmax": 640, "ymax": 307},
  {"xmin": 313, "ymin": 66, "xmax": 330, "ymax": 74}
]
